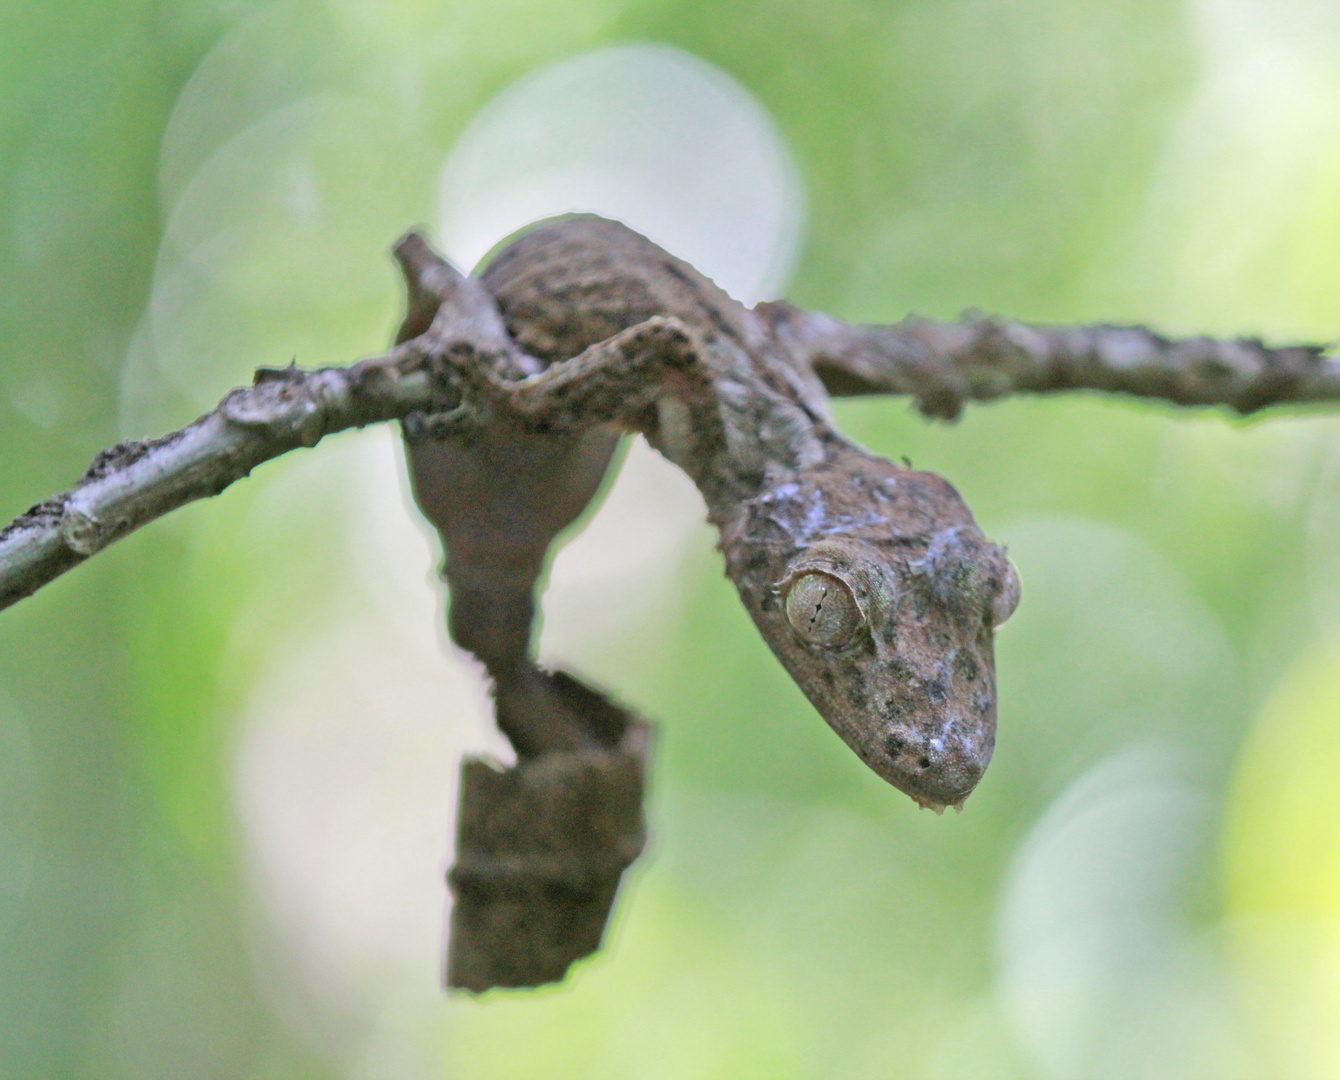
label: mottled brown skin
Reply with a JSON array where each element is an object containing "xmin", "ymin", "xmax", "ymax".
[
  {"xmin": 429, "ymin": 215, "xmax": 1018, "ymax": 809},
  {"xmin": 721, "ymin": 451, "xmax": 1017, "ymax": 808}
]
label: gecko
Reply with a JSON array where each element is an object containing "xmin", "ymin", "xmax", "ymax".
[{"xmin": 407, "ymin": 214, "xmax": 1019, "ymax": 812}]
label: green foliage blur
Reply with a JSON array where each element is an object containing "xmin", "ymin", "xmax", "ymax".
[{"xmin": 6, "ymin": 1, "xmax": 1340, "ymax": 1077}]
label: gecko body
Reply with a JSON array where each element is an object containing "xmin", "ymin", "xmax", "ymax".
[{"xmin": 421, "ymin": 215, "xmax": 1018, "ymax": 810}]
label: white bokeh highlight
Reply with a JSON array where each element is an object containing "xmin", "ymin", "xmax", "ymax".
[
  {"xmin": 997, "ymin": 748, "xmax": 1249, "ymax": 1080},
  {"xmin": 435, "ymin": 43, "xmax": 805, "ymax": 304}
]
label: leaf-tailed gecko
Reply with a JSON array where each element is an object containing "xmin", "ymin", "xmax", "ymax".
[{"xmin": 410, "ymin": 214, "xmax": 1019, "ymax": 811}]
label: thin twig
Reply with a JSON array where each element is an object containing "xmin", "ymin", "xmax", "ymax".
[
  {"xmin": 0, "ymin": 230, "xmax": 530, "ymax": 612},
  {"xmin": 6, "ymin": 233, "xmax": 1340, "ymax": 612},
  {"xmin": 0, "ymin": 346, "xmax": 444, "ymax": 610},
  {"xmin": 759, "ymin": 302, "xmax": 1340, "ymax": 419}
]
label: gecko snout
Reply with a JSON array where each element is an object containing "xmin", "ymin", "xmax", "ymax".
[{"xmin": 879, "ymin": 724, "xmax": 988, "ymax": 810}]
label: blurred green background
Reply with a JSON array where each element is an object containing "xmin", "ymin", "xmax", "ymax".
[{"xmin": 6, "ymin": 0, "xmax": 1340, "ymax": 1077}]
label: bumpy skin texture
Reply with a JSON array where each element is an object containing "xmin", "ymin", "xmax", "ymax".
[
  {"xmin": 722, "ymin": 450, "xmax": 1016, "ymax": 808},
  {"xmin": 463, "ymin": 216, "xmax": 1019, "ymax": 810}
]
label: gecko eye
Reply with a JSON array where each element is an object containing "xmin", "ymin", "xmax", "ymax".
[
  {"xmin": 785, "ymin": 571, "xmax": 863, "ymax": 647},
  {"xmin": 991, "ymin": 560, "xmax": 1021, "ymax": 627}
]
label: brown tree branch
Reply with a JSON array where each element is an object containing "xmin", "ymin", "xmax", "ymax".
[
  {"xmin": 5, "ymin": 236, "xmax": 1340, "ymax": 613},
  {"xmin": 0, "ymin": 347, "xmax": 444, "ymax": 610},
  {"xmin": 759, "ymin": 301, "xmax": 1340, "ymax": 419},
  {"xmin": 0, "ymin": 232, "xmax": 532, "ymax": 613}
]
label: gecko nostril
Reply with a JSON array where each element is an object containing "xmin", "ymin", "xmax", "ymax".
[{"xmin": 917, "ymin": 756, "xmax": 931, "ymax": 770}]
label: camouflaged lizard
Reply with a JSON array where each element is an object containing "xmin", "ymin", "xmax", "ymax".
[{"xmin": 407, "ymin": 214, "xmax": 1019, "ymax": 811}]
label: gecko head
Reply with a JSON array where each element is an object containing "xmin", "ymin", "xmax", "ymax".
[{"xmin": 773, "ymin": 533, "xmax": 1019, "ymax": 810}]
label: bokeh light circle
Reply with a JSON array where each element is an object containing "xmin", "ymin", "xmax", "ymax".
[{"xmin": 435, "ymin": 43, "xmax": 805, "ymax": 304}]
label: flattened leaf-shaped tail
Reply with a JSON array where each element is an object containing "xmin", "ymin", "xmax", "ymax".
[{"xmin": 446, "ymin": 672, "xmax": 651, "ymax": 992}]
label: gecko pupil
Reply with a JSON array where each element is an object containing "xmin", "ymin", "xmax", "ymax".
[{"xmin": 785, "ymin": 571, "xmax": 860, "ymax": 647}]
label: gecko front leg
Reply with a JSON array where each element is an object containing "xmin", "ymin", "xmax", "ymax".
[{"xmin": 441, "ymin": 315, "xmax": 740, "ymax": 500}]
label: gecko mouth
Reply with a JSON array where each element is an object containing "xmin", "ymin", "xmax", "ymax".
[{"xmin": 879, "ymin": 727, "xmax": 986, "ymax": 809}]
